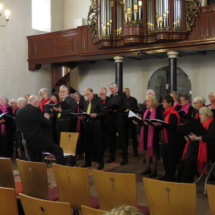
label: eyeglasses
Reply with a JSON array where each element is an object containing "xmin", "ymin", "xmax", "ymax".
[{"xmin": 208, "ymin": 95, "xmax": 214, "ymax": 98}]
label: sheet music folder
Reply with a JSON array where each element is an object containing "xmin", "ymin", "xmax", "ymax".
[{"xmin": 178, "ymin": 119, "xmax": 208, "ymax": 136}]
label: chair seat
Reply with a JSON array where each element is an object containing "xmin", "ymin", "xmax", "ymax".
[
  {"xmin": 49, "ymin": 188, "xmax": 59, "ymax": 201},
  {"xmin": 137, "ymin": 205, "xmax": 150, "ymax": 215},
  {"xmin": 90, "ymin": 196, "xmax": 100, "ymax": 209},
  {"xmin": 15, "ymin": 181, "xmax": 23, "ymax": 194}
]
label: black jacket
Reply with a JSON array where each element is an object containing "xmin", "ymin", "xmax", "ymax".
[
  {"xmin": 109, "ymin": 91, "xmax": 128, "ymax": 113},
  {"xmin": 83, "ymin": 97, "xmax": 106, "ymax": 121},
  {"xmin": 58, "ymin": 96, "xmax": 76, "ymax": 119},
  {"xmin": 15, "ymin": 104, "xmax": 53, "ymax": 151}
]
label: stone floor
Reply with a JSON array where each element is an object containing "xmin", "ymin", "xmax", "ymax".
[{"xmin": 12, "ymin": 148, "xmax": 215, "ymax": 215}]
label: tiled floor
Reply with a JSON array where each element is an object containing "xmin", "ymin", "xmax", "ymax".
[{"xmin": 12, "ymin": 149, "xmax": 215, "ymax": 215}]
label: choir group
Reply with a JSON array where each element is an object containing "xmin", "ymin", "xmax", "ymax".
[{"xmin": 0, "ymin": 83, "xmax": 215, "ymax": 183}]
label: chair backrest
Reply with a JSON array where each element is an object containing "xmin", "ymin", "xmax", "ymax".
[
  {"xmin": 60, "ymin": 132, "xmax": 79, "ymax": 155},
  {"xmin": 207, "ymin": 184, "xmax": 215, "ymax": 215},
  {"xmin": 0, "ymin": 157, "xmax": 15, "ymax": 189},
  {"xmin": 0, "ymin": 187, "xmax": 19, "ymax": 215},
  {"xmin": 52, "ymin": 163, "xmax": 90, "ymax": 210},
  {"xmin": 93, "ymin": 170, "xmax": 137, "ymax": 210},
  {"xmin": 81, "ymin": 205, "xmax": 106, "ymax": 215},
  {"xmin": 19, "ymin": 193, "xmax": 72, "ymax": 215},
  {"xmin": 16, "ymin": 159, "xmax": 49, "ymax": 200},
  {"xmin": 143, "ymin": 178, "xmax": 196, "ymax": 215}
]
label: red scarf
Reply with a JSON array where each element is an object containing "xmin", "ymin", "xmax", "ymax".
[
  {"xmin": 182, "ymin": 117, "xmax": 214, "ymax": 174},
  {"xmin": 195, "ymin": 112, "xmax": 199, "ymax": 119},
  {"xmin": 39, "ymin": 98, "xmax": 51, "ymax": 112},
  {"xmin": 163, "ymin": 106, "xmax": 180, "ymax": 143}
]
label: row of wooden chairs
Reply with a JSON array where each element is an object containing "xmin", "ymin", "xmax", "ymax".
[
  {"xmin": 2, "ymin": 182, "xmax": 215, "ymax": 215},
  {"xmin": 1, "ymin": 157, "xmax": 215, "ymax": 215}
]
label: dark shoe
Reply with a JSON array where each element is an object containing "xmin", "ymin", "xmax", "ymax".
[
  {"xmin": 120, "ymin": 159, "xmax": 128, "ymax": 165},
  {"xmin": 134, "ymin": 152, "xmax": 138, "ymax": 157},
  {"xmin": 140, "ymin": 169, "xmax": 151, "ymax": 176},
  {"xmin": 149, "ymin": 171, "xmax": 157, "ymax": 178},
  {"xmin": 81, "ymin": 163, "xmax": 91, "ymax": 168},
  {"xmin": 106, "ymin": 158, "xmax": 115, "ymax": 163},
  {"xmin": 97, "ymin": 164, "xmax": 104, "ymax": 170}
]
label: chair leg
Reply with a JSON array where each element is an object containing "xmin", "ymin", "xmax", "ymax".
[{"xmin": 204, "ymin": 162, "xmax": 215, "ymax": 195}]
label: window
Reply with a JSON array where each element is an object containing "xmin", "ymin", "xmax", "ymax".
[{"xmin": 32, "ymin": 0, "xmax": 51, "ymax": 32}]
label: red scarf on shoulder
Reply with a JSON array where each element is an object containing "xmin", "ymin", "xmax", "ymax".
[
  {"xmin": 163, "ymin": 106, "xmax": 180, "ymax": 143},
  {"xmin": 40, "ymin": 98, "xmax": 51, "ymax": 112},
  {"xmin": 182, "ymin": 117, "xmax": 214, "ymax": 174}
]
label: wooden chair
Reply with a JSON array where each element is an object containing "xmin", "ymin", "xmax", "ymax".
[
  {"xmin": 45, "ymin": 132, "xmax": 79, "ymax": 166},
  {"xmin": 52, "ymin": 164, "xmax": 99, "ymax": 213},
  {"xmin": 0, "ymin": 157, "xmax": 22, "ymax": 194},
  {"xmin": 19, "ymin": 193, "xmax": 72, "ymax": 215},
  {"xmin": 92, "ymin": 170, "xmax": 149, "ymax": 215},
  {"xmin": 0, "ymin": 187, "xmax": 19, "ymax": 215},
  {"xmin": 207, "ymin": 184, "xmax": 215, "ymax": 215},
  {"xmin": 81, "ymin": 205, "xmax": 106, "ymax": 215},
  {"xmin": 143, "ymin": 178, "xmax": 196, "ymax": 215},
  {"xmin": 16, "ymin": 159, "xmax": 58, "ymax": 201}
]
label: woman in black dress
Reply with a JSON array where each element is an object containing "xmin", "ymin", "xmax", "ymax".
[
  {"xmin": 154, "ymin": 95, "xmax": 180, "ymax": 181},
  {"xmin": 177, "ymin": 107, "xmax": 215, "ymax": 183}
]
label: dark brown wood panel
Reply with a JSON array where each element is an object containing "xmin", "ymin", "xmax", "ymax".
[{"xmin": 27, "ymin": 6, "xmax": 215, "ymax": 71}]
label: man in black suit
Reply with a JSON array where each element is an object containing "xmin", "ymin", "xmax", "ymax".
[
  {"xmin": 53, "ymin": 85, "xmax": 76, "ymax": 145},
  {"xmin": 15, "ymin": 95, "xmax": 65, "ymax": 165},
  {"xmin": 80, "ymin": 88, "xmax": 105, "ymax": 170},
  {"xmin": 106, "ymin": 82, "xmax": 128, "ymax": 165},
  {"xmin": 99, "ymin": 87, "xmax": 110, "ymax": 152},
  {"xmin": 123, "ymin": 88, "xmax": 139, "ymax": 157}
]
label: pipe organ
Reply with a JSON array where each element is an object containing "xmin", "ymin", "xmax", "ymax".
[{"xmin": 88, "ymin": 0, "xmax": 200, "ymax": 48}]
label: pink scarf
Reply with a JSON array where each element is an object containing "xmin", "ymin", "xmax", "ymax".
[
  {"xmin": 0, "ymin": 104, "xmax": 9, "ymax": 135},
  {"xmin": 174, "ymin": 102, "xmax": 182, "ymax": 107},
  {"xmin": 139, "ymin": 108, "xmax": 156, "ymax": 157},
  {"xmin": 12, "ymin": 107, "xmax": 19, "ymax": 115},
  {"xmin": 181, "ymin": 102, "xmax": 191, "ymax": 114}
]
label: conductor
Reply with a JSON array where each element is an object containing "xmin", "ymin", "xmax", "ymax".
[{"xmin": 15, "ymin": 95, "xmax": 65, "ymax": 165}]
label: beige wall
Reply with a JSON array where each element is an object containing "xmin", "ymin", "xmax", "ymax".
[
  {"xmin": 70, "ymin": 52, "xmax": 215, "ymax": 104},
  {"xmin": 64, "ymin": 0, "xmax": 90, "ymax": 29},
  {"xmin": 0, "ymin": 0, "xmax": 64, "ymax": 100}
]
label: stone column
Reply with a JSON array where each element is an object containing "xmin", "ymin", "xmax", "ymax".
[
  {"xmin": 167, "ymin": 51, "xmax": 179, "ymax": 92},
  {"xmin": 114, "ymin": 56, "xmax": 124, "ymax": 92}
]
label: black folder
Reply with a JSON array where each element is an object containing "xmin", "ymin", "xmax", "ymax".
[
  {"xmin": 178, "ymin": 119, "xmax": 207, "ymax": 136},
  {"xmin": 177, "ymin": 110, "xmax": 193, "ymax": 120},
  {"xmin": 44, "ymin": 101, "xmax": 71, "ymax": 112},
  {"xmin": 71, "ymin": 112, "xmax": 90, "ymax": 117},
  {"xmin": 44, "ymin": 101, "xmax": 55, "ymax": 113},
  {"xmin": 150, "ymin": 119, "xmax": 170, "ymax": 127},
  {"xmin": 130, "ymin": 107, "xmax": 144, "ymax": 115},
  {"xmin": 104, "ymin": 104, "xmax": 121, "ymax": 110},
  {"xmin": 129, "ymin": 116, "xmax": 144, "ymax": 126}
]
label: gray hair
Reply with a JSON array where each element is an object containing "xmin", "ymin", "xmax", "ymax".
[
  {"xmin": 60, "ymin": 85, "xmax": 68, "ymax": 91},
  {"xmin": 74, "ymin": 92, "xmax": 81, "ymax": 97},
  {"xmin": 199, "ymin": 107, "xmax": 214, "ymax": 118},
  {"xmin": 104, "ymin": 205, "xmax": 145, "ymax": 215},
  {"xmin": 9, "ymin": 98, "xmax": 17, "ymax": 106},
  {"xmin": 193, "ymin": 96, "xmax": 206, "ymax": 105},
  {"xmin": 17, "ymin": 97, "xmax": 27, "ymax": 105},
  {"xmin": 146, "ymin": 89, "xmax": 155, "ymax": 97},
  {"xmin": 108, "ymin": 82, "xmax": 118, "ymax": 87},
  {"xmin": 39, "ymin": 88, "xmax": 49, "ymax": 96}
]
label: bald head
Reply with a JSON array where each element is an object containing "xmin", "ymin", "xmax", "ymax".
[
  {"xmin": 28, "ymin": 95, "xmax": 40, "ymax": 107},
  {"xmin": 99, "ymin": 87, "xmax": 107, "ymax": 100}
]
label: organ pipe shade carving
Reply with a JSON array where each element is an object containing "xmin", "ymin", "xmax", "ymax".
[{"xmin": 88, "ymin": 0, "xmax": 200, "ymax": 47}]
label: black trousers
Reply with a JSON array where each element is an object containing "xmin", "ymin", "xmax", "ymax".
[
  {"xmin": 177, "ymin": 156, "xmax": 197, "ymax": 183},
  {"xmin": 108, "ymin": 113, "xmax": 127, "ymax": 159},
  {"xmin": 55, "ymin": 119, "xmax": 75, "ymax": 145},
  {"xmin": 0, "ymin": 134, "xmax": 13, "ymax": 157},
  {"xmin": 28, "ymin": 143, "xmax": 65, "ymax": 165},
  {"xmin": 125, "ymin": 118, "xmax": 138, "ymax": 154},
  {"xmin": 84, "ymin": 121, "xmax": 104, "ymax": 165},
  {"xmin": 101, "ymin": 119, "xmax": 110, "ymax": 152},
  {"xmin": 160, "ymin": 142, "xmax": 178, "ymax": 180}
]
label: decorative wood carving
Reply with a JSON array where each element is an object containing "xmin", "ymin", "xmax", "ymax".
[{"xmin": 27, "ymin": 5, "xmax": 215, "ymax": 71}]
